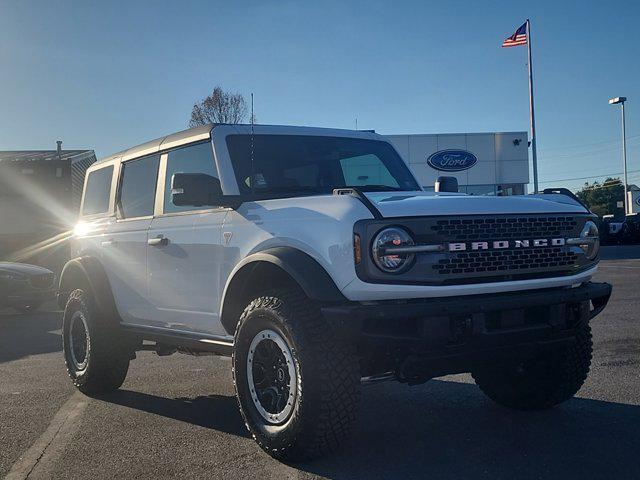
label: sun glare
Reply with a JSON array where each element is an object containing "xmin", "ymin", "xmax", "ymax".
[{"xmin": 73, "ymin": 222, "xmax": 91, "ymax": 237}]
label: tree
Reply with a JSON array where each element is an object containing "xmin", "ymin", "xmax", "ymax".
[
  {"xmin": 189, "ymin": 86, "xmax": 249, "ymax": 126},
  {"xmin": 575, "ymin": 177, "xmax": 624, "ymax": 217}
]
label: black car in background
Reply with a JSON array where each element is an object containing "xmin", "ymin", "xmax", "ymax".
[{"xmin": 0, "ymin": 262, "xmax": 56, "ymax": 313}]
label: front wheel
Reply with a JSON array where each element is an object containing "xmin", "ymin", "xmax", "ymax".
[
  {"xmin": 233, "ymin": 288, "xmax": 361, "ymax": 461},
  {"xmin": 472, "ymin": 322, "xmax": 593, "ymax": 410},
  {"xmin": 62, "ymin": 289, "xmax": 131, "ymax": 395}
]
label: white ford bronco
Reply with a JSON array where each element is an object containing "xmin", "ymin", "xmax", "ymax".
[{"xmin": 59, "ymin": 124, "xmax": 611, "ymax": 460}]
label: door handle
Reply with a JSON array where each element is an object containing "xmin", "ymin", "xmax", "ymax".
[
  {"xmin": 148, "ymin": 236, "xmax": 169, "ymax": 247},
  {"xmin": 101, "ymin": 239, "xmax": 116, "ymax": 247}
]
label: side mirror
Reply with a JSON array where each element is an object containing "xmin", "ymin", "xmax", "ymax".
[
  {"xmin": 435, "ymin": 176, "xmax": 458, "ymax": 193},
  {"xmin": 171, "ymin": 173, "xmax": 223, "ymax": 207}
]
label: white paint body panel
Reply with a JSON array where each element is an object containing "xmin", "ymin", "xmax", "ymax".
[
  {"xmin": 103, "ymin": 218, "xmax": 153, "ymax": 323},
  {"xmin": 219, "ymin": 195, "xmax": 373, "ymax": 309},
  {"xmin": 147, "ymin": 211, "xmax": 228, "ymax": 335},
  {"xmin": 363, "ymin": 191, "xmax": 586, "ymax": 218}
]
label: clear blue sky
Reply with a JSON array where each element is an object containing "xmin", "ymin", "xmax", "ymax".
[{"xmin": 1, "ymin": 0, "xmax": 639, "ymax": 192}]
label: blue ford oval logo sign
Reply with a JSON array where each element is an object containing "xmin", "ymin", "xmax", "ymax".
[{"xmin": 427, "ymin": 149, "xmax": 478, "ymax": 172}]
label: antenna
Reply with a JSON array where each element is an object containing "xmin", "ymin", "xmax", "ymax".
[
  {"xmin": 250, "ymin": 93, "xmax": 255, "ymax": 196},
  {"xmin": 355, "ymin": 118, "xmax": 358, "ymax": 130}
]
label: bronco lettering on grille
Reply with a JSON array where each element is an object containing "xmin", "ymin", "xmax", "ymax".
[{"xmin": 448, "ymin": 238, "xmax": 566, "ymax": 252}]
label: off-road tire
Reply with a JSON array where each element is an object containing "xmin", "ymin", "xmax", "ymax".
[
  {"xmin": 233, "ymin": 288, "xmax": 361, "ymax": 461},
  {"xmin": 62, "ymin": 288, "xmax": 130, "ymax": 395},
  {"xmin": 472, "ymin": 322, "xmax": 593, "ymax": 410}
]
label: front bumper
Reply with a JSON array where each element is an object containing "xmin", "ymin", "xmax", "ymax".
[{"xmin": 322, "ymin": 282, "xmax": 612, "ymax": 381}]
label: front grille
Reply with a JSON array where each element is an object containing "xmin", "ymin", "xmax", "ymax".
[
  {"xmin": 354, "ymin": 213, "xmax": 594, "ymax": 286},
  {"xmin": 433, "ymin": 247, "xmax": 579, "ymax": 275},
  {"xmin": 430, "ymin": 216, "xmax": 578, "ymax": 240},
  {"xmin": 30, "ymin": 273, "xmax": 54, "ymax": 289}
]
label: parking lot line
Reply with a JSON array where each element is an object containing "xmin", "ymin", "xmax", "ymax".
[{"xmin": 4, "ymin": 392, "xmax": 88, "ymax": 480}]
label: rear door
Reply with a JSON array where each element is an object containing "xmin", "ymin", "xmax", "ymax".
[
  {"xmin": 147, "ymin": 142, "xmax": 228, "ymax": 335},
  {"xmin": 103, "ymin": 154, "xmax": 160, "ymax": 324}
]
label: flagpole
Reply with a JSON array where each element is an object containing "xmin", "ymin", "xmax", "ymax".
[{"xmin": 526, "ymin": 19, "xmax": 539, "ymax": 193}]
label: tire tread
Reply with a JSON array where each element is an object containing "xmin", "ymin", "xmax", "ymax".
[{"xmin": 232, "ymin": 287, "xmax": 360, "ymax": 461}]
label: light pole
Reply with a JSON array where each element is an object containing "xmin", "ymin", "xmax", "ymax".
[{"xmin": 609, "ymin": 96, "xmax": 628, "ymax": 215}]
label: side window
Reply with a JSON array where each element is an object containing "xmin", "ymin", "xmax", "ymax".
[
  {"xmin": 164, "ymin": 142, "xmax": 218, "ymax": 213},
  {"xmin": 82, "ymin": 166, "xmax": 113, "ymax": 216},
  {"xmin": 117, "ymin": 155, "xmax": 160, "ymax": 219},
  {"xmin": 339, "ymin": 154, "xmax": 399, "ymax": 188}
]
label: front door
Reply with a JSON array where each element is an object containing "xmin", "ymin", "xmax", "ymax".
[{"xmin": 147, "ymin": 142, "xmax": 228, "ymax": 336}]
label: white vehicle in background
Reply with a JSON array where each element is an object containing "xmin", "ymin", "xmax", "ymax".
[{"xmin": 59, "ymin": 124, "xmax": 611, "ymax": 460}]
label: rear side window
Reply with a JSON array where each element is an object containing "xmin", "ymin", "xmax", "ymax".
[
  {"xmin": 82, "ymin": 166, "xmax": 113, "ymax": 216},
  {"xmin": 164, "ymin": 142, "xmax": 218, "ymax": 213},
  {"xmin": 117, "ymin": 155, "xmax": 160, "ymax": 219}
]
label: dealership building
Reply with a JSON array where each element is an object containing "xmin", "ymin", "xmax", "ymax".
[{"xmin": 385, "ymin": 131, "xmax": 529, "ymax": 196}]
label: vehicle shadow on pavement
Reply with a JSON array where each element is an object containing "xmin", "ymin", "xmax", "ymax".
[
  {"xmin": 297, "ymin": 378, "xmax": 640, "ymax": 480},
  {"xmin": 98, "ymin": 390, "xmax": 249, "ymax": 438},
  {"xmin": 0, "ymin": 308, "xmax": 62, "ymax": 363}
]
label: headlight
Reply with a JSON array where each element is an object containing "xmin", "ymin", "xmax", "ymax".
[
  {"xmin": 372, "ymin": 227, "xmax": 415, "ymax": 273},
  {"xmin": 572, "ymin": 220, "xmax": 600, "ymax": 260}
]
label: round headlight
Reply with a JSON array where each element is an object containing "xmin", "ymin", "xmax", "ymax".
[
  {"xmin": 372, "ymin": 227, "xmax": 415, "ymax": 273},
  {"xmin": 580, "ymin": 220, "xmax": 600, "ymax": 260}
]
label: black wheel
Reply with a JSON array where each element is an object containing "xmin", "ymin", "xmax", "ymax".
[
  {"xmin": 472, "ymin": 323, "xmax": 593, "ymax": 410},
  {"xmin": 62, "ymin": 288, "xmax": 131, "ymax": 395},
  {"xmin": 232, "ymin": 288, "xmax": 361, "ymax": 461},
  {"xmin": 13, "ymin": 301, "xmax": 43, "ymax": 314}
]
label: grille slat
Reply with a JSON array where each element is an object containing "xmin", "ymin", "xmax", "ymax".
[
  {"xmin": 431, "ymin": 216, "xmax": 578, "ymax": 240},
  {"xmin": 433, "ymin": 247, "xmax": 578, "ymax": 276}
]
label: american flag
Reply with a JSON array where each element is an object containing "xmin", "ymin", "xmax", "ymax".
[{"xmin": 502, "ymin": 22, "xmax": 527, "ymax": 47}]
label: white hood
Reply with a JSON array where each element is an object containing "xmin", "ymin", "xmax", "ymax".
[{"xmin": 363, "ymin": 191, "xmax": 588, "ymax": 218}]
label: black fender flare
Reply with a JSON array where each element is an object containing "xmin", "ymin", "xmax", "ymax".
[
  {"xmin": 220, "ymin": 247, "xmax": 347, "ymax": 334},
  {"xmin": 57, "ymin": 256, "xmax": 121, "ymax": 322},
  {"xmin": 235, "ymin": 247, "xmax": 346, "ymax": 302}
]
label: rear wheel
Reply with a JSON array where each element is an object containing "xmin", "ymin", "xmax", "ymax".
[
  {"xmin": 233, "ymin": 288, "xmax": 361, "ymax": 461},
  {"xmin": 62, "ymin": 289, "xmax": 131, "ymax": 395},
  {"xmin": 472, "ymin": 322, "xmax": 593, "ymax": 410}
]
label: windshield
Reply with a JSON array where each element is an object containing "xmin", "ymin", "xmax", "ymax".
[{"xmin": 226, "ymin": 134, "xmax": 420, "ymax": 195}]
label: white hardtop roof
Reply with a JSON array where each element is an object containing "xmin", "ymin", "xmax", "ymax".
[
  {"xmin": 96, "ymin": 124, "xmax": 385, "ymax": 164},
  {"xmin": 97, "ymin": 124, "xmax": 215, "ymax": 164}
]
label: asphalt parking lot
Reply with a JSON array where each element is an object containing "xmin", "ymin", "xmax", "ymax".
[{"xmin": 1, "ymin": 246, "xmax": 639, "ymax": 480}]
